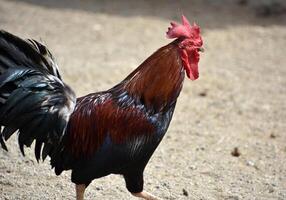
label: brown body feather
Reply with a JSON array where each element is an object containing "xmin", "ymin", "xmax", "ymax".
[
  {"xmin": 66, "ymin": 40, "xmax": 184, "ymax": 157},
  {"xmin": 67, "ymin": 94, "xmax": 155, "ymax": 157}
]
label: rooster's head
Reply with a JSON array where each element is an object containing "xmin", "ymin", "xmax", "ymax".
[{"xmin": 167, "ymin": 15, "xmax": 203, "ymax": 80}]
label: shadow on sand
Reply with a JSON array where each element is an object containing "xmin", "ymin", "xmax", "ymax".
[{"xmin": 9, "ymin": 0, "xmax": 286, "ymax": 30}]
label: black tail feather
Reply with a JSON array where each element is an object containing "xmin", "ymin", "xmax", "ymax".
[
  {"xmin": 2, "ymin": 126, "xmax": 18, "ymax": 140},
  {"xmin": 0, "ymin": 30, "xmax": 76, "ymax": 166}
]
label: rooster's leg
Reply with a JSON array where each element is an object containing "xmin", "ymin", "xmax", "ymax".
[
  {"xmin": 132, "ymin": 191, "xmax": 160, "ymax": 200},
  {"xmin": 124, "ymin": 172, "xmax": 160, "ymax": 200},
  {"xmin": 76, "ymin": 184, "xmax": 86, "ymax": 200}
]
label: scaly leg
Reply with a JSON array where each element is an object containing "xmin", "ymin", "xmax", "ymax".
[
  {"xmin": 76, "ymin": 184, "xmax": 86, "ymax": 200},
  {"xmin": 132, "ymin": 191, "xmax": 160, "ymax": 200}
]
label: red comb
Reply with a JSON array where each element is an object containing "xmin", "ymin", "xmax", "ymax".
[{"xmin": 166, "ymin": 15, "xmax": 201, "ymax": 39}]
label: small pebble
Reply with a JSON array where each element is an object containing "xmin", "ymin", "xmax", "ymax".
[
  {"xmin": 231, "ymin": 147, "xmax": 241, "ymax": 157},
  {"xmin": 246, "ymin": 160, "xmax": 259, "ymax": 170},
  {"xmin": 198, "ymin": 91, "xmax": 207, "ymax": 97},
  {"xmin": 246, "ymin": 160, "xmax": 254, "ymax": 166},
  {"xmin": 182, "ymin": 188, "xmax": 189, "ymax": 196},
  {"xmin": 268, "ymin": 186, "xmax": 275, "ymax": 193},
  {"xmin": 189, "ymin": 165, "xmax": 197, "ymax": 170},
  {"xmin": 270, "ymin": 133, "xmax": 276, "ymax": 138}
]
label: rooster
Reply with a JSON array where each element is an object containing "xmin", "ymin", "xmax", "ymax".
[{"xmin": 0, "ymin": 15, "xmax": 203, "ymax": 200}]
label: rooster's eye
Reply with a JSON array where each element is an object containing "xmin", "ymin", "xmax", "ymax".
[{"xmin": 198, "ymin": 47, "xmax": 204, "ymax": 52}]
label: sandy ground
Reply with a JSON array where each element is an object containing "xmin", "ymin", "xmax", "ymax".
[{"xmin": 0, "ymin": 0, "xmax": 286, "ymax": 199}]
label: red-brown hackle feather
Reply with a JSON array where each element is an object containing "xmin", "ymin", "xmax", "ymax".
[{"xmin": 123, "ymin": 41, "xmax": 184, "ymax": 112}]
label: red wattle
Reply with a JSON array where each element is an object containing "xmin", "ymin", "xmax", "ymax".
[{"xmin": 180, "ymin": 49, "xmax": 199, "ymax": 80}]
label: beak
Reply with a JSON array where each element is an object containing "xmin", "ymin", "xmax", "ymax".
[{"xmin": 198, "ymin": 47, "xmax": 204, "ymax": 52}]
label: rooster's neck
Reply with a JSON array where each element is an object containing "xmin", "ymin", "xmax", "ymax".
[{"xmin": 121, "ymin": 42, "xmax": 185, "ymax": 112}]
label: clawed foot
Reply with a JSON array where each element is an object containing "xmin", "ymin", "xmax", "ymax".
[{"xmin": 132, "ymin": 191, "xmax": 161, "ymax": 200}]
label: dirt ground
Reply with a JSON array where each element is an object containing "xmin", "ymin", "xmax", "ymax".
[{"xmin": 0, "ymin": 0, "xmax": 285, "ymax": 199}]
